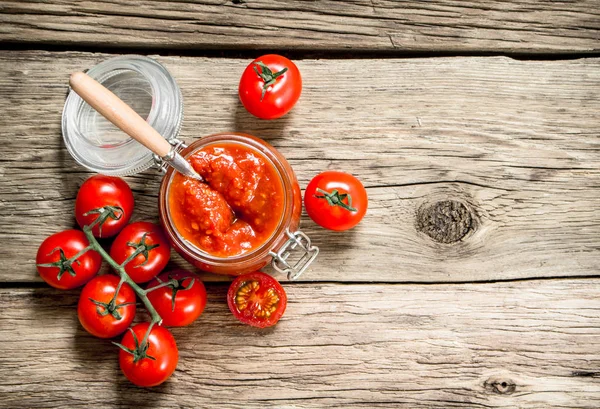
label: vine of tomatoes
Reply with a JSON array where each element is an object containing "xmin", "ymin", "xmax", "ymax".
[{"xmin": 36, "ymin": 175, "xmax": 206, "ymax": 387}]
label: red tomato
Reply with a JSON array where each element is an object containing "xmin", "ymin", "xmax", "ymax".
[
  {"xmin": 78, "ymin": 275, "xmax": 136, "ymax": 339},
  {"xmin": 110, "ymin": 222, "xmax": 171, "ymax": 283},
  {"xmin": 227, "ymin": 272, "xmax": 287, "ymax": 328},
  {"xmin": 239, "ymin": 54, "xmax": 301, "ymax": 120},
  {"xmin": 147, "ymin": 271, "xmax": 207, "ymax": 327},
  {"xmin": 117, "ymin": 322, "xmax": 178, "ymax": 387},
  {"xmin": 304, "ymin": 171, "xmax": 368, "ymax": 231},
  {"xmin": 36, "ymin": 229, "xmax": 102, "ymax": 290},
  {"xmin": 75, "ymin": 175, "xmax": 134, "ymax": 238}
]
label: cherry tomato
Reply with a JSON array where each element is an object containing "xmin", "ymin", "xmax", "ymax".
[
  {"xmin": 36, "ymin": 229, "xmax": 102, "ymax": 290},
  {"xmin": 110, "ymin": 222, "xmax": 171, "ymax": 283},
  {"xmin": 117, "ymin": 322, "xmax": 178, "ymax": 387},
  {"xmin": 304, "ymin": 171, "xmax": 368, "ymax": 231},
  {"xmin": 239, "ymin": 54, "xmax": 301, "ymax": 120},
  {"xmin": 147, "ymin": 271, "xmax": 207, "ymax": 327},
  {"xmin": 75, "ymin": 175, "xmax": 134, "ymax": 238},
  {"xmin": 227, "ymin": 271, "xmax": 287, "ymax": 328},
  {"xmin": 77, "ymin": 275, "xmax": 136, "ymax": 339}
]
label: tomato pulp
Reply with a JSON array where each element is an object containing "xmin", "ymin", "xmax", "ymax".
[{"xmin": 168, "ymin": 143, "xmax": 285, "ymax": 257}]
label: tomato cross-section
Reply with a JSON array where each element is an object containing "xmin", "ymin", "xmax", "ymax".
[{"xmin": 227, "ymin": 272, "xmax": 287, "ymax": 328}]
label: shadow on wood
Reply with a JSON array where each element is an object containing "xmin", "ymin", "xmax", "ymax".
[{"xmin": 232, "ymin": 98, "xmax": 294, "ymax": 142}]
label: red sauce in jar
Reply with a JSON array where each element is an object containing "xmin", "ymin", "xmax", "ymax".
[{"xmin": 168, "ymin": 143, "xmax": 285, "ymax": 257}]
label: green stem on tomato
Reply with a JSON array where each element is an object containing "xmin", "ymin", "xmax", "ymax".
[
  {"xmin": 143, "ymin": 279, "xmax": 178, "ymax": 295},
  {"xmin": 82, "ymin": 225, "xmax": 163, "ymax": 326},
  {"xmin": 139, "ymin": 321, "xmax": 155, "ymax": 356},
  {"xmin": 119, "ymin": 246, "xmax": 145, "ymax": 269},
  {"xmin": 314, "ymin": 188, "xmax": 357, "ymax": 212},
  {"xmin": 85, "ymin": 213, "xmax": 104, "ymax": 231},
  {"xmin": 35, "ymin": 244, "xmax": 94, "ymax": 280},
  {"xmin": 253, "ymin": 61, "xmax": 288, "ymax": 101},
  {"xmin": 114, "ymin": 277, "xmax": 126, "ymax": 299},
  {"xmin": 105, "ymin": 276, "xmax": 127, "ymax": 313},
  {"xmin": 70, "ymin": 244, "xmax": 94, "ymax": 263},
  {"xmin": 84, "ymin": 205, "xmax": 123, "ymax": 237},
  {"xmin": 36, "ymin": 245, "xmax": 91, "ymax": 268}
]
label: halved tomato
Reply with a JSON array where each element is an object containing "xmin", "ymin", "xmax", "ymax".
[{"xmin": 227, "ymin": 271, "xmax": 287, "ymax": 328}]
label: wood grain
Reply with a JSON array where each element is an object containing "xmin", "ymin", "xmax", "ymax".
[
  {"xmin": 1, "ymin": 280, "xmax": 599, "ymax": 408},
  {"xmin": 0, "ymin": 1, "xmax": 599, "ymax": 54},
  {"xmin": 1, "ymin": 51, "xmax": 599, "ymax": 283}
]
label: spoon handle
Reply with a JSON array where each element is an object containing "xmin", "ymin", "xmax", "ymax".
[{"xmin": 69, "ymin": 71, "xmax": 172, "ymax": 157}]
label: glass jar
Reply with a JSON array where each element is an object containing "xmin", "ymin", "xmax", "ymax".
[
  {"xmin": 62, "ymin": 55, "xmax": 183, "ymax": 176},
  {"xmin": 158, "ymin": 133, "xmax": 318, "ymax": 279}
]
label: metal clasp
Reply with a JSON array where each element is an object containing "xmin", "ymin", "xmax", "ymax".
[
  {"xmin": 269, "ymin": 230, "xmax": 319, "ymax": 280},
  {"xmin": 153, "ymin": 138, "xmax": 187, "ymax": 173}
]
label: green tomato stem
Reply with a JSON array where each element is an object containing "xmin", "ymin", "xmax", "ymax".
[
  {"xmin": 314, "ymin": 188, "xmax": 357, "ymax": 212},
  {"xmin": 70, "ymin": 244, "xmax": 94, "ymax": 262},
  {"xmin": 36, "ymin": 244, "xmax": 95, "ymax": 280},
  {"xmin": 83, "ymin": 205, "xmax": 123, "ymax": 237},
  {"xmin": 143, "ymin": 279, "xmax": 179, "ymax": 295},
  {"xmin": 253, "ymin": 61, "xmax": 288, "ymax": 101},
  {"xmin": 140, "ymin": 321, "xmax": 155, "ymax": 355},
  {"xmin": 82, "ymin": 225, "xmax": 163, "ymax": 326},
  {"xmin": 106, "ymin": 276, "xmax": 127, "ymax": 312},
  {"xmin": 119, "ymin": 246, "xmax": 146, "ymax": 269}
]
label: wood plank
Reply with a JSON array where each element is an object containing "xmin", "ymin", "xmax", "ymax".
[
  {"xmin": 1, "ymin": 280, "xmax": 599, "ymax": 408},
  {"xmin": 0, "ymin": 1, "xmax": 599, "ymax": 54},
  {"xmin": 0, "ymin": 51, "xmax": 599, "ymax": 283}
]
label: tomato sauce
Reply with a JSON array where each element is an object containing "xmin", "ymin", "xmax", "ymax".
[{"xmin": 168, "ymin": 143, "xmax": 285, "ymax": 257}]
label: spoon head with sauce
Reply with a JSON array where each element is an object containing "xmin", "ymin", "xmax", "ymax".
[{"xmin": 163, "ymin": 149, "xmax": 204, "ymax": 182}]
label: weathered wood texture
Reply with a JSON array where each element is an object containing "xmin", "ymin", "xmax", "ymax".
[
  {"xmin": 1, "ymin": 280, "xmax": 599, "ymax": 408},
  {"xmin": 1, "ymin": 1, "xmax": 599, "ymax": 54},
  {"xmin": 0, "ymin": 51, "xmax": 599, "ymax": 283}
]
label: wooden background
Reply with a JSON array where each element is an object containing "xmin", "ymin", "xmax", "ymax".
[{"xmin": 0, "ymin": 1, "xmax": 599, "ymax": 408}]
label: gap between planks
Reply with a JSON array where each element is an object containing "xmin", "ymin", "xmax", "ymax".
[
  {"xmin": 1, "ymin": 42, "xmax": 600, "ymax": 61},
  {"xmin": 4, "ymin": 274, "xmax": 600, "ymax": 289}
]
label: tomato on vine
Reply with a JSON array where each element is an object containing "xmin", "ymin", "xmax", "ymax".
[
  {"xmin": 36, "ymin": 229, "xmax": 102, "ymax": 289},
  {"xmin": 110, "ymin": 222, "xmax": 171, "ymax": 283},
  {"xmin": 78, "ymin": 275, "xmax": 136, "ymax": 339},
  {"xmin": 227, "ymin": 271, "xmax": 287, "ymax": 328},
  {"xmin": 304, "ymin": 171, "xmax": 368, "ymax": 231},
  {"xmin": 75, "ymin": 175, "xmax": 134, "ymax": 238},
  {"xmin": 146, "ymin": 270, "xmax": 207, "ymax": 327},
  {"xmin": 116, "ymin": 322, "xmax": 178, "ymax": 387},
  {"xmin": 239, "ymin": 54, "xmax": 302, "ymax": 120}
]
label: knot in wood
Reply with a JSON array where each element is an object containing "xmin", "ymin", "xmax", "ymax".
[
  {"xmin": 416, "ymin": 200, "xmax": 472, "ymax": 243},
  {"xmin": 484, "ymin": 377, "xmax": 516, "ymax": 395}
]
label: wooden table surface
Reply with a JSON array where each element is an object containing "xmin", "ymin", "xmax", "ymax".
[{"xmin": 1, "ymin": 2, "xmax": 599, "ymax": 408}]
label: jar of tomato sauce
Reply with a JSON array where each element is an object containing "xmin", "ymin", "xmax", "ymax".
[{"xmin": 158, "ymin": 133, "xmax": 318, "ymax": 279}]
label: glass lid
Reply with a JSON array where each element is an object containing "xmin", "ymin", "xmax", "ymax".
[{"xmin": 61, "ymin": 55, "xmax": 183, "ymax": 176}]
